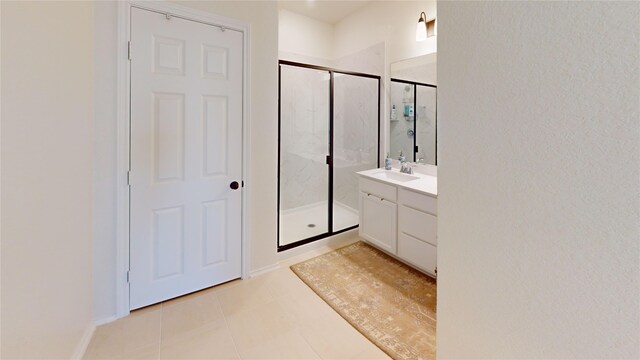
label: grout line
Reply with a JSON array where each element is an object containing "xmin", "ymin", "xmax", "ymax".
[
  {"xmin": 269, "ymin": 286, "xmax": 324, "ymax": 359},
  {"xmin": 300, "ymin": 331, "xmax": 323, "ymax": 360},
  {"xmin": 217, "ymin": 294, "xmax": 242, "ymax": 359},
  {"xmin": 156, "ymin": 302, "xmax": 163, "ymax": 360}
]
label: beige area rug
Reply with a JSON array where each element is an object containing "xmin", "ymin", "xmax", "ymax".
[{"xmin": 290, "ymin": 241, "xmax": 437, "ymax": 360}]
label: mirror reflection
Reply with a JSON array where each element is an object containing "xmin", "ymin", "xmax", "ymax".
[{"xmin": 389, "ymin": 53, "xmax": 437, "ymax": 165}]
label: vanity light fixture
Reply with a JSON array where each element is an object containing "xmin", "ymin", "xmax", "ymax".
[{"xmin": 416, "ymin": 12, "xmax": 436, "ymax": 42}]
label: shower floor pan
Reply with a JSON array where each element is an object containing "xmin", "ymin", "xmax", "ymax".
[{"xmin": 279, "ymin": 201, "xmax": 359, "ymax": 246}]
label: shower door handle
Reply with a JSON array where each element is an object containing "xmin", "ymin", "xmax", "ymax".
[{"xmin": 326, "ymin": 155, "xmax": 332, "ymax": 166}]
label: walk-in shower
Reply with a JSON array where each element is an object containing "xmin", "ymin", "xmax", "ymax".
[{"xmin": 278, "ymin": 61, "xmax": 380, "ymax": 250}]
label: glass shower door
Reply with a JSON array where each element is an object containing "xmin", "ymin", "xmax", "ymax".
[
  {"xmin": 278, "ymin": 61, "xmax": 381, "ymax": 250},
  {"xmin": 332, "ymin": 73, "xmax": 379, "ymax": 232},
  {"xmin": 279, "ymin": 65, "xmax": 330, "ymax": 247}
]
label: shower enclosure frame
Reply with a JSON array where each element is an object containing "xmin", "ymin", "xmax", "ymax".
[
  {"xmin": 277, "ymin": 60, "xmax": 381, "ymax": 252},
  {"xmin": 390, "ymin": 78, "xmax": 437, "ymax": 164}
]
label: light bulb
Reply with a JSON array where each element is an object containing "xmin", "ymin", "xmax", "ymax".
[{"xmin": 416, "ymin": 21, "xmax": 427, "ymax": 42}]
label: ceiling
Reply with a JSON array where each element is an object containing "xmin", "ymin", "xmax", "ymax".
[{"xmin": 278, "ymin": 1, "xmax": 372, "ymax": 24}]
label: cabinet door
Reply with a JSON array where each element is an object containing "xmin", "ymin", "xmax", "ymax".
[{"xmin": 359, "ymin": 192, "xmax": 397, "ymax": 253}]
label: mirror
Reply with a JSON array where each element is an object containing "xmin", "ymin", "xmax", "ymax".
[{"xmin": 389, "ymin": 53, "xmax": 437, "ymax": 165}]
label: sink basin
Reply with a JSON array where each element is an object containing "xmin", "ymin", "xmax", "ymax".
[{"xmin": 370, "ymin": 170, "xmax": 419, "ymax": 182}]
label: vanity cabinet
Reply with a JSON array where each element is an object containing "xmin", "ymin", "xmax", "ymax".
[
  {"xmin": 358, "ymin": 175, "xmax": 437, "ymax": 277},
  {"xmin": 397, "ymin": 189, "xmax": 437, "ymax": 276},
  {"xmin": 359, "ymin": 178, "xmax": 397, "ymax": 253}
]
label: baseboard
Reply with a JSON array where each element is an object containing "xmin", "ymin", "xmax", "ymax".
[
  {"xmin": 71, "ymin": 322, "xmax": 96, "ymax": 360},
  {"xmin": 94, "ymin": 315, "xmax": 119, "ymax": 326},
  {"xmin": 248, "ymin": 263, "xmax": 280, "ymax": 278}
]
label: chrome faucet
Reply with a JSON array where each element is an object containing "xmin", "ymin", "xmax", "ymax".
[{"xmin": 400, "ymin": 161, "xmax": 413, "ymax": 174}]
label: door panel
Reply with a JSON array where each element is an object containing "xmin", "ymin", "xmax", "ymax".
[
  {"xmin": 130, "ymin": 7, "xmax": 243, "ymax": 310},
  {"xmin": 203, "ymin": 95, "xmax": 228, "ymax": 176},
  {"xmin": 153, "ymin": 93, "xmax": 185, "ymax": 182},
  {"xmin": 153, "ymin": 206, "xmax": 184, "ymax": 279},
  {"xmin": 359, "ymin": 192, "xmax": 397, "ymax": 253},
  {"xmin": 202, "ymin": 199, "xmax": 228, "ymax": 267}
]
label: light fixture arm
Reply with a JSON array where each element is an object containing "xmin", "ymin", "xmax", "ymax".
[
  {"xmin": 418, "ymin": 12, "xmax": 427, "ymax": 24},
  {"xmin": 416, "ymin": 12, "xmax": 428, "ymax": 42}
]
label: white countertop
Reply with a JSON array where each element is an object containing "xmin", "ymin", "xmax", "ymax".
[{"xmin": 357, "ymin": 168, "xmax": 438, "ymax": 197}]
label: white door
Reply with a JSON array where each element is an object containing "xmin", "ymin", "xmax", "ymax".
[{"xmin": 129, "ymin": 7, "xmax": 243, "ymax": 310}]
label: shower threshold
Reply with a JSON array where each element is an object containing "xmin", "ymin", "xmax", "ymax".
[{"xmin": 279, "ymin": 201, "xmax": 359, "ymax": 246}]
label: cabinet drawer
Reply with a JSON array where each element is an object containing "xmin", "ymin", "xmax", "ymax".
[
  {"xmin": 398, "ymin": 188, "xmax": 436, "ymax": 215},
  {"xmin": 398, "ymin": 233, "xmax": 437, "ymax": 276},
  {"xmin": 359, "ymin": 177, "xmax": 397, "ymax": 203},
  {"xmin": 398, "ymin": 205, "xmax": 437, "ymax": 246}
]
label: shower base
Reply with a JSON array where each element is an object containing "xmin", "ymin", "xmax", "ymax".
[{"xmin": 279, "ymin": 201, "xmax": 359, "ymax": 247}]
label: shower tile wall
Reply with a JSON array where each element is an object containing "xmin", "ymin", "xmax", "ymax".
[
  {"xmin": 280, "ymin": 67, "xmax": 329, "ymax": 211},
  {"xmin": 335, "ymin": 42, "xmax": 385, "ymax": 76}
]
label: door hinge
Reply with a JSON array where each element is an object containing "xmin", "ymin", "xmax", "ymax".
[
  {"xmin": 126, "ymin": 270, "xmax": 130, "ymax": 283},
  {"xmin": 127, "ymin": 41, "xmax": 132, "ymax": 61},
  {"xmin": 127, "ymin": 170, "xmax": 131, "ymax": 186}
]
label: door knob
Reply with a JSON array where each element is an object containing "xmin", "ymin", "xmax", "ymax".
[{"xmin": 230, "ymin": 181, "xmax": 239, "ymax": 190}]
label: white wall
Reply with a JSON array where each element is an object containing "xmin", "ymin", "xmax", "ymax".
[
  {"xmin": 1, "ymin": 1, "xmax": 94, "ymax": 358},
  {"xmin": 279, "ymin": 9, "xmax": 334, "ymax": 62},
  {"xmin": 390, "ymin": 52, "xmax": 437, "ymax": 85},
  {"xmin": 280, "ymin": 1, "xmax": 437, "ymax": 69},
  {"xmin": 92, "ymin": 0, "xmax": 280, "ymax": 321},
  {"xmin": 93, "ymin": 0, "xmax": 118, "ymax": 323},
  {"xmin": 333, "ymin": 1, "xmax": 436, "ymax": 63},
  {"xmin": 437, "ymin": 1, "xmax": 640, "ymax": 358}
]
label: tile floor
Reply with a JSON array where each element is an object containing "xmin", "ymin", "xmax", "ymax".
[{"xmin": 84, "ymin": 239, "xmax": 390, "ymax": 359}]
